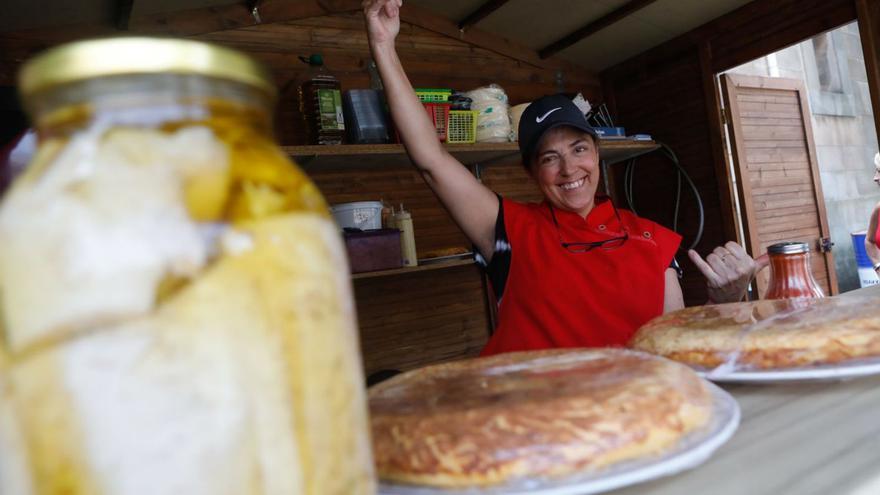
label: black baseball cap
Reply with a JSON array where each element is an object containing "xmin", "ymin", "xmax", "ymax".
[{"xmin": 518, "ymin": 94, "xmax": 598, "ymax": 168}]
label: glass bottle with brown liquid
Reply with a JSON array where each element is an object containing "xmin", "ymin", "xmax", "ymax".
[
  {"xmin": 765, "ymin": 242, "xmax": 825, "ymax": 299},
  {"xmin": 297, "ymin": 54, "xmax": 345, "ymax": 145}
]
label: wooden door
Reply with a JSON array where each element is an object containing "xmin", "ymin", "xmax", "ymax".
[{"xmin": 721, "ymin": 74, "xmax": 838, "ymax": 297}]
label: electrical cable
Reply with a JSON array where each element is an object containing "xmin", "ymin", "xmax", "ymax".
[{"xmin": 622, "ymin": 141, "xmax": 704, "ymax": 251}]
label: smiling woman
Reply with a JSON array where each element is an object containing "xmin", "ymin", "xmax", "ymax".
[{"xmin": 363, "ymin": 0, "xmax": 766, "ymax": 356}]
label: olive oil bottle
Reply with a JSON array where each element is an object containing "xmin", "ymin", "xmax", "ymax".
[{"xmin": 297, "ymin": 54, "xmax": 345, "ymax": 145}]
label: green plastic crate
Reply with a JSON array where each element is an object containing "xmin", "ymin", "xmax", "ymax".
[
  {"xmin": 447, "ymin": 110, "xmax": 477, "ymax": 144},
  {"xmin": 415, "ymin": 88, "xmax": 452, "ymax": 103}
]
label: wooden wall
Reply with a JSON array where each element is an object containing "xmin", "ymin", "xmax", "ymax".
[
  {"xmin": 601, "ymin": 0, "xmax": 861, "ymax": 306},
  {"xmin": 0, "ymin": 7, "xmax": 597, "ymax": 375},
  {"xmin": 189, "ymin": 12, "xmax": 592, "ymax": 373},
  {"xmin": 191, "ymin": 13, "xmax": 601, "ymax": 145}
]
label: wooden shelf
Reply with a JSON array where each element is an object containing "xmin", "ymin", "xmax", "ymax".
[
  {"xmin": 284, "ymin": 139, "xmax": 659, "ymax": 171},
  {"xmin": 351, "ymin": 258, "xmax": 475, "ymax": 280}
]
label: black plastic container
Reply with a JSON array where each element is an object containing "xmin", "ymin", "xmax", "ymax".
[{"xmin": 342, "ymin": 89, "xmax": 390, "ymax": 144}]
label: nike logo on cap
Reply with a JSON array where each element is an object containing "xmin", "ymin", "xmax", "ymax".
[{"xmin": 536, "ymin": 107, "xmax": 561, "ymax": 123}]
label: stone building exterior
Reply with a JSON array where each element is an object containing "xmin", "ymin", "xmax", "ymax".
[{"xmin": 726, "ymin": 21, "xmax": 879, "ymax": 292}]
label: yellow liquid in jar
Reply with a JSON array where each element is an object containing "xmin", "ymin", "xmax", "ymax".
[{"xmin": 0, "ymin": 100, "xmax": 376, "ymax": 494}]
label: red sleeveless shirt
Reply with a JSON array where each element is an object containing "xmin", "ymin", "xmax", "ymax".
[{"xmin": 480, "ymin": 198, "xmax": 681, "ymax": 356}]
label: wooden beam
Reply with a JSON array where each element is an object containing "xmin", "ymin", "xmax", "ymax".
[
  {"xmin": 1, "ymin": 0, "xmax": 597, "ymax": 88},
  {"xmin": 0, "ymin": 0, "xmax": 364, "ymax": 41},
  {"xmin": 132, "ymin": 0, "xmax": 364, "ymax": 36},
  {"xmin": 398, "ymin": 2, "xmax": 596, "ymax": 78},
  {"xmin": 538, "ymin": 0, "xmax": 660, "ymax": 59},
  {"xmin": 708, "ymin": 0, "xmax": 856, "ymax": 72},
  {"xmin": 856, "ymin": 0, "xmax": 880, "ymax": 149},
  {"xmin": 600, "ymin": 0, "xmax": 856, "ymax": 81},
  {"xmin": 457, "ymin": 0, "xmax": 509, "ymax": 31}
]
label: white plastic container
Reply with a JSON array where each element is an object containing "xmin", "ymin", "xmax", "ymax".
[{"xmin": 331, "ymin": 201, "xmax": 383, "ymax": 230}]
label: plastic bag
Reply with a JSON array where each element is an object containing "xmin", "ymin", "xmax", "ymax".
[
  {"xmin": 630, "ymin": 285, "xmax": 880, "ymax": 374},
  {"xmin": 464, "ymin": 84, "xmax": 511, "ymax": 143}
]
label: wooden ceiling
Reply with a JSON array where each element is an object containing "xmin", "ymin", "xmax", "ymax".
[{"xmin": 1, "ymin": 0, "xmax": 755, "ymax": 71}]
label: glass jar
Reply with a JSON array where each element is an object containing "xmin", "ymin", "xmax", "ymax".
[
  {"xmin": 765, "ymin": 241, "xmax": 825, "ymax": 299},
  {"xmin": 0, "ymin": 38, "xmax": 375, "ymax": 495}
]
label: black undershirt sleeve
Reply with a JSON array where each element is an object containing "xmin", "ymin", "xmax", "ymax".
[{"xmin": 475, "ymin": 194, "xmax": 511, "ymax": 304}]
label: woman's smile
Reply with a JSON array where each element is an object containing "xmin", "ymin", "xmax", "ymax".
[{"xmin": 559, "ymin": 177, "xmax": 586, "ymax": 191}]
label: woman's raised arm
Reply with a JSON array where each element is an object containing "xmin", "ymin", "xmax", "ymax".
[{"xmin": 364, "ymin": 0, "xmax": 499, "ymax": 260}]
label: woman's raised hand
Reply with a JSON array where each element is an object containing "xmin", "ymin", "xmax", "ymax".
[
  {"xmin": 688, "ymin": 241, "xmax": 769, "ymax": 304},
  {"xmin": 363, "ymin": 0, "xmax": 403, "ymax": 46}
]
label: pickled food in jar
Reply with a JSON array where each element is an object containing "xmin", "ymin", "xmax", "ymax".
[{"xmin": 0, "ymin": 124, "xmax": 375, "ymax": 494}]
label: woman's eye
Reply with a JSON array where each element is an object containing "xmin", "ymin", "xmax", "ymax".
[{"xmin": 540, "ymin": 155, "xmax": 558, "ymax": 166}]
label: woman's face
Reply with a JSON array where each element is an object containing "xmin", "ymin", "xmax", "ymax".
[{"xmin": 530, "ymin": 126, "xmax": 599, "ymax": 217}]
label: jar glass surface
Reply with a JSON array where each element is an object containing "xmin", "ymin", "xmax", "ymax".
[
  {"xmin": 0, "ymin": 39, "xmax": 375, "ymax": 495},
  {"xmin": 765, "ymin": 243, "xmax": 825, "ymax": 300}
]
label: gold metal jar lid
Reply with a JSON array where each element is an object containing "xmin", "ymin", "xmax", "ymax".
[{"xmin": 18, "ymin": 37, "xmax": 277, "ymax": 99}]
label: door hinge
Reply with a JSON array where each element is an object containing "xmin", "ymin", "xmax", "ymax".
[
  {"xmin": 720, "ymin": 107, "xmax": 728, "ymax": 125},
  {"xmin": 819, "ymin": 237, "xmax": 834, "ymax": 253}
]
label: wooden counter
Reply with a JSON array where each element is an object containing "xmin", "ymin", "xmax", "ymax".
[{"xmin": 611, "ymin": 375, "xmax": 880, "ymax": 495}]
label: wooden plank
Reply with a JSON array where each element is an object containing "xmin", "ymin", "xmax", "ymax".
[
  {"xmin": 612, "ymin": 375, "xmax": 880, "ymax": 495},
  {"xmin": 397, "ymin": 2, "xmax": 596, "ymax": 77},
  {"xmin": 754, "ymin": 204, "xmax": 817, "ymax": 220},
  {"xmin": 735, "ymin": 117, "xmax": 806, "ymax": 127},
  {"xmin": 735, "ymin": 93, "xmax": 800, "ymax": 104},
  {"xmin": 857, "ymin": 0, "xmax": 880, "ymax": 151},
  {"xmin": 756, "ymin": 215, "xmax": 819, "ymax": 235},
  {"xmin": 457, "ymin": 0, "xmax": 510, "ymax": 31},
  {"xmin": 739, "ymin": 125, "xmax": 806, "ymax": 141},
  {"xmin": 723, "ymin": 74, "xmax": 838, "ymax": 295},
  {"xmin": 759, "ymin": 227, "xmax": 821, "ymax": 243},
  {"xmin": 744, "ymin": 140, "xmax": 809, "ymax": 150},
  {"xmin": 753, "ymin": 195, "xmax": 816, "ymax": 210},
  {"xmin": 700, "ymin": 42, "xmax": 740, "ymax": 244},
  {"xmin": 795, "ymin": 77, "xmax": 838, "ymax": 295},
  {"xmin": 745, "ymin": 149, "xmax": 808, "ymax": 164},
  {"xmin": 748, "ymin": 163, "xmax": 811, "ymax": 174},
  {"xmin": 538, "ymin": 0, "xmax": 661, "ymax": 59},
  {"xmin": 750, "ymin": 183, "xmax": 815, "ymax": 197},
  {"xmin": 736, "ymin": 101, "xmax": 802, "ymax": 115},
  {"xmin": 351, "ymin": 259, "xmax": 474, "ymax": 279},
  {"xmin": 721, "ymin": 74, "xmax": 762, "ymax": 264},
  {"xmin": 355, "ymin": 266, "xmax": 488, "ymax": 375},
  {"xmin": 738, "ymin": 109, "xmax": 806, "ymax": 119},
  {"xmin": 1, "ymin": 0, "xmax": 364, "ymax": 40},
  {"xmin": 707, "ymin": 0, "xmax": 857, "ymax": 72},
  {"xmin": 287, "ymin": 140, "xmax": 659, "ymax": 171}
]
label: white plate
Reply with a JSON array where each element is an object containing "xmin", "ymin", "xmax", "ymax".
[
  {"xmin": 699, "ymin": 357, "xmax": 880, "ymax": 383},
  {"xmin": 378, "ymin": 382, "xmax": 739, "ymax": 495}
]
